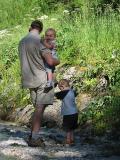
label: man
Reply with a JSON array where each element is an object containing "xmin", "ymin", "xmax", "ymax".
[{"xmin": 18, "ymin": 20, "xmax": 60, "ymax": 147}]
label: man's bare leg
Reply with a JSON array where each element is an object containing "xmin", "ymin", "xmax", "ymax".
[
  {"xmin": 28, "ymin": 105, "xmax": 45, "ymax": 147},
  {"xmin": 31, "ymin": 105, "xmax": 45, "ymax": 135},
  {"xmin": 27, "ymin": 105, "xmax": 46, "ymax": 147}
]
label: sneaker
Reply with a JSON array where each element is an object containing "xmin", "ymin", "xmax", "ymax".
[
  {"xmin": 54, "ymin": 80, "xmax": 58, "ymax": 87},
  {"xmin": 27, "ymin": 137, "xmax": 45, "ymax": 147},
  {"xmin": 44, "ymin": 82, "xmax": 53, "ymax": 93}
]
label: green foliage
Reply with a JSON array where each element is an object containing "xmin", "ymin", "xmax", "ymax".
[
  {"xmin": 0, "ymin": 0, "xmax": 37, "ymax": 29},
  {"xmin": 0, "ymin": 26, "xmax": 30, "ymax": 118},
  {"xmin": 0, "ymin": 60, "xmax": 30, "ymax": 118},
  {"xmin": 1, "ymin": 43, "xmax": 18, "ymax": 69},
  {"xmin": 57, "ymin": 11, "xmax": 120, "ymax": 65},
  {"xmin": 0, "ymin": 153, "xmax": 17, "ymax": 160},
  {"xmin": 79, "ymin": 96, "xmax": 120, "ymax": 135}
]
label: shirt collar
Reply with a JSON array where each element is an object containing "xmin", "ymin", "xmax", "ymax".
[{"xmin": 29, "ymin": 30, "xmax": 40, "ymax": 38}]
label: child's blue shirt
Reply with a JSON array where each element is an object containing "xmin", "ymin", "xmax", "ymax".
[{"xmin": 55, "ymin": 89, "xmax": 78, "ymax": 115}]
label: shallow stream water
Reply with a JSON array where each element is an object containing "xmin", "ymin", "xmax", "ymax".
[{"xmin": 0, "ymin": 121, "xmax": 120, "ymax": 160}]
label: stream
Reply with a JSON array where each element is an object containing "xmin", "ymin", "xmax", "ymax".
[{"xmin": 0, "ymin": 121, "xmax": 120, "ymax": 160}]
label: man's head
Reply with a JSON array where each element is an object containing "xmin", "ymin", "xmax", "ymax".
[
  {"xmin": 58, "ymin": 79, "xmax": 70, "ymax": 91},
  {"xmin": 45, "ymin": 28, "xmax": 56, "ymax": 41},
  {"xmin": 29, "ymin": 20, "xmax": 43, "ymax": 33}
]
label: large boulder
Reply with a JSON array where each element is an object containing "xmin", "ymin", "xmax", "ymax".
[
  {"xmin": 43, "ymin": 99, "xmax": 62, "ymax": 128},
  {"xmin": 9, "ymin": 99, "xmax": 62, "ymax": 128}
]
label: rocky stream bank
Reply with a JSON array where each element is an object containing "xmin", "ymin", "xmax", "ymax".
[{"xmin": 0, "ymin": 121, "xmax": 120, "ymax": 160}]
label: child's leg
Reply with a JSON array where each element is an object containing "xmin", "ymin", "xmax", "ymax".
[
  {"xmin": 47, "ymin": 72, "xmax": 53, "ymax": 82},
  {"xmin": 70, "ymin": 130, "xmax": 74, "ymax": 142},
  {"xmin": 66, "ymin": 130, "xmax": 74, "ymax": 144},
  {"xmin": 44, "ymin": 64, "xmax": 54, "ymax": 90},
  {"xmin": 45, "ymin": 66, "xmax": 53, "ymax": 84},
  {"xmin": 45, "ymin": 71, "xmax": 53, "ymax": 88},
  {"xmin": 66, "ymin": 131, "xmax": 71, "ymax": 143}
]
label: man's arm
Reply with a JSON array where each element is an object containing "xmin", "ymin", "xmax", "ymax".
[{"xmin": 42, "ymin": 52, "xmax": 60, "ymax": 66}]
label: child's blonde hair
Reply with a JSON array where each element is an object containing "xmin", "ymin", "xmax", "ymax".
[
  {"xmin": 45, "ymin": 28, "xmax": 56, "ymax": 37},
  {"xmin": 58, "ymin": 79, "xmax": 70, "ymax": 88}
]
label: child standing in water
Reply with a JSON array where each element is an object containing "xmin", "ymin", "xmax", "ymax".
[
  {"xmin": 55, "ymin": 79, "xmax": 78, "ymax": 145},
  {"xmin": 42, "ymin": 28, "xmax": 58, "ymax": 90}
]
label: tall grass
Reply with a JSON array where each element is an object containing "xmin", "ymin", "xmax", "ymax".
[
  {"xmin": 56, "ymin": 11, "xmax": 120, "ymax": 65},
  {"xmin": 0, "ymin": 0, "xmax": 39, "ymax": 29}
]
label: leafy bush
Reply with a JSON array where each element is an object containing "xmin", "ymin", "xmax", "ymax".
[{"xmin": 79, "ymin": 96, "xmax": 120, "ymax": 135}]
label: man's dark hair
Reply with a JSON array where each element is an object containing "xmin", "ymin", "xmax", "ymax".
[{"xmin": 31, "ymin": 20, "xmax": 43, "ymax": 32}]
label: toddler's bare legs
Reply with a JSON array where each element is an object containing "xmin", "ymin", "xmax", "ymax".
[
  {"xmin": 47, "ymin": 72, "xmax": 53, "ymax": 84},
  {"xmin": 45, "ymin": 72, "xmax": 53, "ymax": 90},
  {"xmin": 66, "ymin": 130, "xmax": 74, "ymax": 144},
  {"xmin": 45, "ymin": 72, "xmax": 58, "ymax": 90}
]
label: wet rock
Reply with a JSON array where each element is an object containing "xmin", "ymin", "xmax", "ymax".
[
  {"xmin": 102, "ymin": 143, "xmax": 120, "ymax": 156},
  {"xmin": 0, "ymin": 137, "xmax": 28, "ymax": 147}
]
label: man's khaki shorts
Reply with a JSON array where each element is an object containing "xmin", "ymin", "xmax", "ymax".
[{"xmin": 30, "ymin": 83, "xmax": 54, "ymax": 107}]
